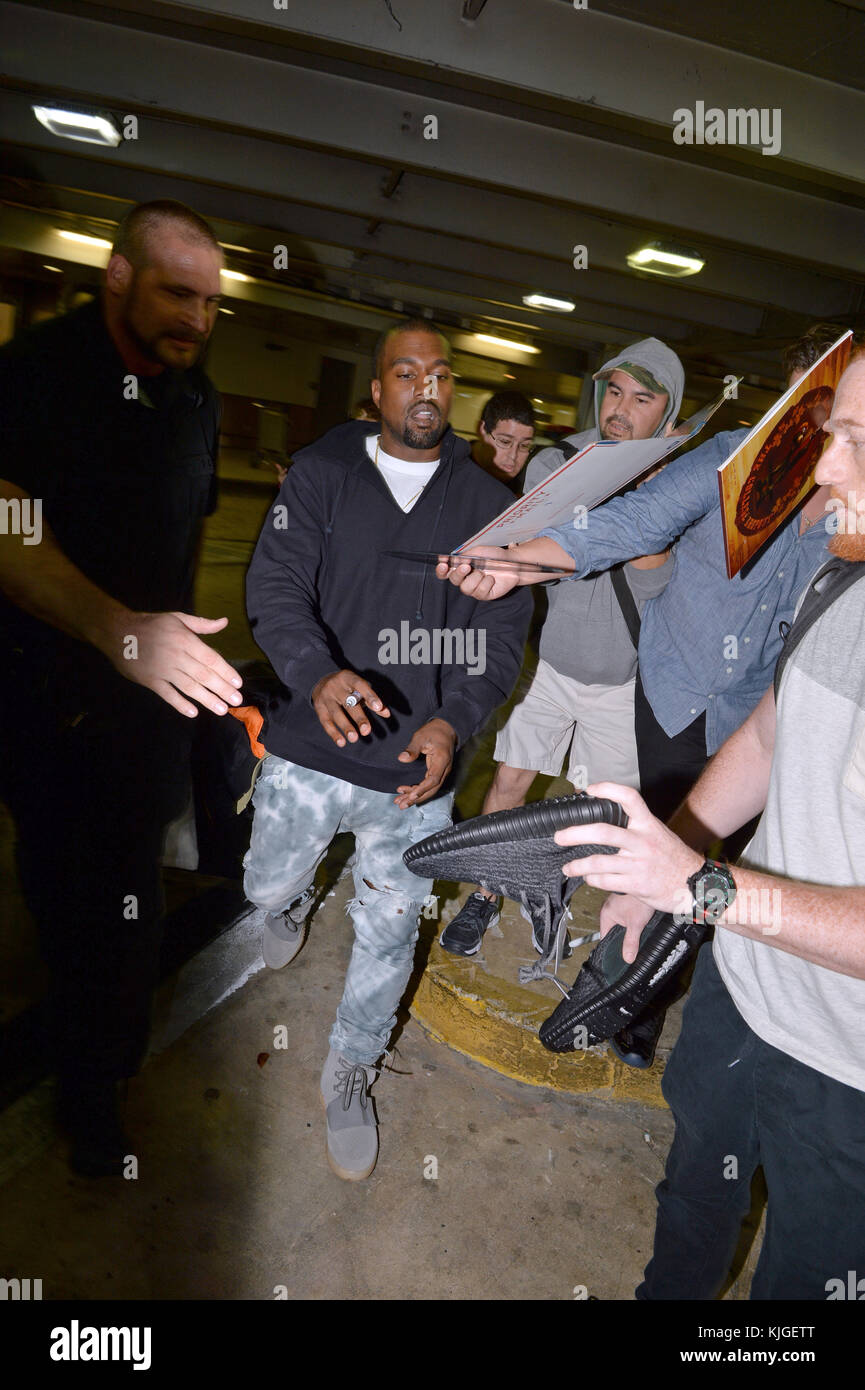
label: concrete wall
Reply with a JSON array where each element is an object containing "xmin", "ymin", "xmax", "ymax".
[{"xmin": 206, "ymin": 317, "xmax": 367, "ymax": 412}]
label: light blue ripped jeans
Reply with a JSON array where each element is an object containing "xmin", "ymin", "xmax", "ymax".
[{"xmin": 243, "ymin": 756, "xmax": 453, "ymax": 1065}]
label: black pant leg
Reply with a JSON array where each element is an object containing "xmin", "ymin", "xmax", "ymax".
[
  {"xmin": 634, "ymin": 671, "xmax": 708, "ymax": 822},
  {"xmin": 4, "ymin": 693, "xmax": 189, "ymax": 1087},
  {"xmin": 750, "ymin": 1038, "xmax": 865, "ymax": 1299},
  {"xmin": 637, "ymin": 944, "xmax": 761, "ymax": 1299}
]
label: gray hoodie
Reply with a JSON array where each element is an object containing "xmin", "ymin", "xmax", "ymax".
[{"xmin": 524, "ymin": 337, "xmax": 684, "ymax": 685}]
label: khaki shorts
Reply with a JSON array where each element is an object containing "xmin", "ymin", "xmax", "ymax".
[{"xmin": 494, "ymin": 657, "xmax": 640, "ymax": 789}]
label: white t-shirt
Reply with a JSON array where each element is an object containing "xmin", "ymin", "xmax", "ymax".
[{"xmin": 365, "ymin": 434, "xmax": 439, "ymax": 512}]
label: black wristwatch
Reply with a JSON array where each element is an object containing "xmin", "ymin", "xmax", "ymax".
[{"xmin": 687, "ymin": 859, "xmax": 736, "ymax": 926}]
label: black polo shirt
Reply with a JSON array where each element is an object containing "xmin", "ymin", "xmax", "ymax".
[{"xmin": 0, "ymin": 298, "xmax": 219, "ymax": 717}]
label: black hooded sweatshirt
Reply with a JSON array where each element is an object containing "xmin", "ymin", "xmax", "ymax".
[{"xmin": 245, "ymin": 420, "xmax": 532, "ymax": 793}]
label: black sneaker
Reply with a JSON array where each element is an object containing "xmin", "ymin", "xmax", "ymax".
[
  {"xmin": 539, "ymin": 911, "xmax": 707, "ymax": 1054},
  {"xmin": 610, "ymin": 969, "xmax": 686, "ymax": 1068},
  {"xmin": 609, "ymin": 1006, "xmax": 666, "ymax": 1070},
  {"xmin": 439, "ymin": 893, "xmax": 501, "ymax": 956}
]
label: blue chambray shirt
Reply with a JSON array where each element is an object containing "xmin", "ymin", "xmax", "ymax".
[{"xmin": 541, "ymin": 428, "xmax": 832, "ymax": 754}]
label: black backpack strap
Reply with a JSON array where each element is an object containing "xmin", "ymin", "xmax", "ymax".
[
  {"xmin": 610, "ymin": 562, "xmax": 642, "ymax": 650},
  {"xmin": 773, "ymin": 559, "xmax": 865, "ymax": 698},
  {"xmin": 556, "ymin": 436, "xmax": 582, "ymax": 466}
]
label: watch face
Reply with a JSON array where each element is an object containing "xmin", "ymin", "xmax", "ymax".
[
  {"xmin": 735, "ymin": 386, "xmax": 833, "ymax": 536},
  {"xmin": 693, "ymin": 868, "xmax": 734, "ymax": 921}
]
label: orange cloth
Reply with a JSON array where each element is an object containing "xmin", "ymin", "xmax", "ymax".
[{"xmin": 229, "ymin": 704, "xmax": 266, "ymax": 760}]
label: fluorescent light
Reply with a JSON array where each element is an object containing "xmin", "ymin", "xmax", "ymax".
[
  {"xmin": 475, "ymin": 333, "xmax": 541, "ymax": 355},
  {"xmin": 220, "ymin": 269, "xmax": 251, "ymax": 282},
  {"xmin": 56, "ymin": 230, "xmax": 113, "ymax": 250},
  {"xmin": 627, "ymin": 242, "xmax": 704, "ymax": 277},
  {"xmin": 219, "ymin": 242, "xmax": 255, "ymax": 254},
  {"xmin": 522, "ymin": 294, "xmax": 575, "ymax": 312},
  {"xmin": 34, "ymin": 105, "xmax": 121, "ymax": 147},
  {"xmin": 43, "ymin": 264, "xmax": 63, "ymax": 273},
  {"xmin": 218, "ymin": 307, "xmax": 235, "ymax": 315}
]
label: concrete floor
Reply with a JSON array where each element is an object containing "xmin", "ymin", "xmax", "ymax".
[{"xmin": 0, "ymin": 869, "xmax": 676, "ymax": 1301}]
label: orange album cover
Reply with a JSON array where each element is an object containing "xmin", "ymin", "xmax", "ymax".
[{"xmin": 718, "ymin": 332, "xmax": 851, "ymax": 578}]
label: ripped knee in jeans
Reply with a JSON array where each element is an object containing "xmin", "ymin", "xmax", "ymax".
[{"xmin": 348, "ymin": 878, "xmax": 421, "ymax": 917}]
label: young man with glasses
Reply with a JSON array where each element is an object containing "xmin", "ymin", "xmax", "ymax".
[{"xmin": 471, "ymin": 391, "xmax": 536, "ymax": 490}]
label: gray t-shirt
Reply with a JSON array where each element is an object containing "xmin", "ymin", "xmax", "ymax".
[
  {"xmin": 526, "ymin": 437, "xmax": 673, "ymax": 685},
  {"xmin": 714, "ymin": 570, "xmax": 865, "ymax": 1092}
]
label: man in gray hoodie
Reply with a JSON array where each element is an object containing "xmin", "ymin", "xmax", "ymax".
[{"xmin": 441, "ymin": 338, "xmax": 685, "ymax": 959}]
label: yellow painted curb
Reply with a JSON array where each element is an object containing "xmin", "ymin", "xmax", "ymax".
[{"xmin": 411, "ymin": 945, "xmax": 668, "ymax": 1107}]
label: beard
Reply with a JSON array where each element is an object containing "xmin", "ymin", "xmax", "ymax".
[
  {"xmin": 122, "ymin": 280, "xmax": 205, "ymax": 369},
  {"xmin": 600, "ymin": 414, "xmax": 633, "ymax": 440},
  {"xmin": 828, "ymin": 531, "xmax": 865, "ymax": 561},
  {"xmin": 402, "ymin": 407, "xmax": 447, "ymax": 450},
  {"xmin": 827, "ymin": 489, "xmax": 865, "ymax": 561}
]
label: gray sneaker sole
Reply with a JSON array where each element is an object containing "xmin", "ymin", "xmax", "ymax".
[{"xmin": 318, "ymin": 1092, "xmax": 378, "ymax": 1181}]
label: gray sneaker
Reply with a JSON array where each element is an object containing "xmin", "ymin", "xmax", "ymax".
[
  {"xmin": 261, "ymin": 888, "xmax": 316, "ymax": 969},
  {"xmin": 320, "ymin": 1049, "xmax": 380, "ymax": 1181}
]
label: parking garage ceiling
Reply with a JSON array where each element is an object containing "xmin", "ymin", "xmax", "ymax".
[{"xmin": 1, "ymin": 0, "xmax": 864, "ymax": 387}]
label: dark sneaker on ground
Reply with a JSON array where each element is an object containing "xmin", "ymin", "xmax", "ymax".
[
  {"xmin": 439, "ymin": 893, "xmax": 500, "ymax": 956},
  {"xmin": 610, "ymin": 969, "xmax": 684, "ymax": 1068},
  {"xmin": 320, "ymin": 1049, "xmax": 380, "ymax": 1181},
  {"xmin": 610, "ymin": 1006, "xmax": 666, "ymax": 1069},
  {"xmin": 262, "ymin": 888, "xmax": 316, "ymax": 969}
]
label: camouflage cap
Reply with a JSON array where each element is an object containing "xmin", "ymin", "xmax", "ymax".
[{"xmin": 592, "ymin": 361, "xmax": 667, "ymax": 396}]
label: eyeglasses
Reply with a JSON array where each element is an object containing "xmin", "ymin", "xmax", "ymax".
[{"xmin": 490, "ymin": 433, "xmax": 534, "ymax": 457}]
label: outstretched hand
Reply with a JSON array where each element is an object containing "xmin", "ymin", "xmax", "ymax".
[
  {"xmin": 106, "ymin": 611, "xmax": 243, "ymax": 718},
  {"xmin": 394, "ymin": 718, "xmax": 456, "ymax": 808}
]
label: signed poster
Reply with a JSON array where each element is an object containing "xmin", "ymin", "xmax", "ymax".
[{"xmin": 718, "ymin": 333, "xmax": 851, "ymax": 578}]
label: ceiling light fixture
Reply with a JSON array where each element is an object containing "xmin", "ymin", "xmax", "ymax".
[
  {"xmin": 43, "ymin": 264, "xmax": 63, "ymax": 273},
  {"xmin": 627, "ymin": 241, "xmax": 704, "ymax": 277},
  {"xmin": 34, "ymin": 105, "xmax": 121, "ymax": 147},
  {"xmin": 218, "ymin": 307, "xmax": 235, "ymax": 315},
  {"xmin": 221, "ymin": 269, "xmax": 251, "ymax": 282},
  {"xmin": 56, "ymin": 230, "xmax": 113, "ymax": 250},
  {"xmin": 475, "ymin": 333, "xmax": 540, "ymax": 355},
  {"xmin": 522, "ymin": 293, "xmax": 575, "ymax": 312}
]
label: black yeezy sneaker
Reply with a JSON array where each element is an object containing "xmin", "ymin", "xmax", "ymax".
[{"xmin": 539, "ymin": 911, "xmax": 707, "ymax": 1054}]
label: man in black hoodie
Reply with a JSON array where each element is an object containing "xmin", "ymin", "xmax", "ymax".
[{"xmin": 244, "ymin": 320, "xmax": 532, "ymax": 1180}]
